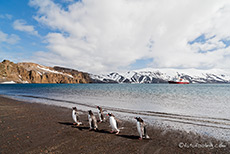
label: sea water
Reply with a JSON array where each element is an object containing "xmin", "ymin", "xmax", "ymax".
[{"xmin": 0, "ymin": 83, "xmax": 229, "ymax": 141}]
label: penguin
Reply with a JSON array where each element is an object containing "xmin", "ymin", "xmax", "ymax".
[
  {"xmin": 97, "ymin": 106, "xmax": 105, "ymax": 123},
  {"xmin": 72, "ymin": 107, "xmax": 82, "ymax": 126},
  {"xmin": 134, "ymin": 117, "xmax": 150, "ymax": 140},
  {"xmin": 88, "ymin": 110, "xmax": 98, "ymax": 131},
  {"xmin": 107, "ymin": 113, "xmax": 120, "ymax": 135}
]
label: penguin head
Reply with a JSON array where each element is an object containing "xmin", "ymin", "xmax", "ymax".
[
  {"xmin": 107, "ymin": 113, "xmax": 114, "ymax": 117},
  {"xmin": 97, "ymin": 106, "xmax": 101, "ymax": 110},
  {"xmin": 134, "ymin": 117, "xmax": 143, "ymax": 122},
  {"xmin": 72, "ymin": 107, "xmax": 77, "ymax": 110},
  {"xmin": 88, "ymin": 110, "xmax": 93, "ymax": 115}
]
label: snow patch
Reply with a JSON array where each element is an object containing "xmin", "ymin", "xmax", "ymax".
[
  {"xmin": 37, "ymin": 65, "xmax": 73, "ymax": 78},
  {"xmin": 37, "ymin": 71, "xmax": 42, "ymax": 76},
  {"xmin": 1, "ymin": 81, "xmax": 16, "ymax": 84}
]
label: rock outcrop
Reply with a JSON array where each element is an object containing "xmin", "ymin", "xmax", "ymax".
[{"xmin": 0, "ymin": 60, "xmax": 92, "ymax": 84}]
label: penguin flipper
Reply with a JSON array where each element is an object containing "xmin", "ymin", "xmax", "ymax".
[
  {"xmin": 144, "ymin": 126, "xmax": 150, "ymax": 139},
  {"xmin": 101, "ymin": 114, "xmax": 104, "ymax": 121},
  {"xmin": 76, "ymin": 115, "xmax": 80, "ymax": 121},
  {"xmin": 144, "ymin": 126, "xmax": 147, "ymax": 135},
  {"xmin": 115, "ymin": 118, "xmax": 122, "ymax": 123}
]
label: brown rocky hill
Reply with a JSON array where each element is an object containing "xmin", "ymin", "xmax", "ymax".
[{"xmin": 0, "ymin": 60, "xmax": 92, "ymax": 84}]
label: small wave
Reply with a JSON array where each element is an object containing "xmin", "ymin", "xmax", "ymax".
[{"xmin": 16, "ymin": 94, "xmax": 230, "ymax": 130}]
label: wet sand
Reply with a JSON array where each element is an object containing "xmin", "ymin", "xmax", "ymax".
[{"xmin": 0, "ymin": 95, "xmax": 229, "ymax": 154}]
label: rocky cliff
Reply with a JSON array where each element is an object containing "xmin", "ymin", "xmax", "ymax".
[{"xmin": 0, "ymin": 60, "xmax": 91, "ymax": 84}]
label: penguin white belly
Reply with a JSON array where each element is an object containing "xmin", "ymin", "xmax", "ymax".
[
  {"xmin": 110, "ymin": 117, "xmax": 118, "ymax": 130},
  {"xmin": 97, "ymin": 110, "xmax": 102, "ymax": 121},
  {"xmin": 136, "ymin": 122, "xmax": 142, "ymax": 138},
  {"xmin": 72, "ymin": 111, "xmax": 77, "ymax": 123},
  {"xmin": 88, "ymin": 115, "xmax": 92, "ymax": 128}
]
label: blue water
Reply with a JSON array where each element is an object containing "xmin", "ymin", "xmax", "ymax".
[{"xmin": 0, "ymin": 83, "xmax": 230, "ymax": 141}]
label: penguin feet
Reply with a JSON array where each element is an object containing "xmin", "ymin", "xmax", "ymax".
[
  {"xmin": 143, "ymin": 135, "xmax": 150, "ymax": 139},
  {"xmin": 139, "ymin": 137, "xmax": 143, "ymax": 140},
  {"xmin": 76, "ymin": 123, "xmax": 80, "ymax": 126},
  {"xmin": 110, "ymin": 131, "xmax": 114, "ymax": 134},
  {"xmin": 115, "ymin": 131, "xmax": 120, "ymax": 135},
  {"xmin": 145, "ymin": 135, "xmax": 150, "ymax": 139}
]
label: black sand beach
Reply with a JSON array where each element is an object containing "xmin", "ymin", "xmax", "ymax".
[{"xmin": 0, "ymin": 95, "xmax": 229, "ymax": 154}]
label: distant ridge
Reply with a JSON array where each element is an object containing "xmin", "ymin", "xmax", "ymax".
[
  {"xmin": 1, "ymin": 59, "xmax": 230, "ymax": 84},
  {"xmin": 90, "ymin": 68, "xmax": 230, "ymax": 84},
  {"xmin": 0, "ymin": 60, "xmax": 91, "ymax": 84}
]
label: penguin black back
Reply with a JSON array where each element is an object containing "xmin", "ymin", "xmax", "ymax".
[
  {"xmin": 88, "ymin": 110, "xmax": 93, "ymax": 115},
  {"xmin": 135, "ymin": 117, "xmax": 143, "ymax": 123}
]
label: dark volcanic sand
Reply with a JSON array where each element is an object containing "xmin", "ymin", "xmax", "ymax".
[{"xmin": 0, "ymin": 96, "xmax": 229, "ymax": 154}]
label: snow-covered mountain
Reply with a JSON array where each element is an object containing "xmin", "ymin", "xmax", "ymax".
[
  {"xmin": 2, "ymin": 59, "xmax": 230, "ymax": 84},
  {"xmin": 90, "ymin": 68, "xmax": 230, "ymax": 84}
]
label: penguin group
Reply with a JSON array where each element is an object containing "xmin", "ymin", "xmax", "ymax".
[{"xmin": 71, "ymin": 106, "xmax": 150, "ymax": 140}]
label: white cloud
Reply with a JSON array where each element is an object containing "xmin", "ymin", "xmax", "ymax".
[
  {"xmin": 61, "ymin": 0, "xmax": 74, "ymax": 2},
  {"xmin": 191, "ymin": 36, "xmax": 226, "ymax": 52},
  {"xmin": 13, "ymin": 19, "xmax": 39, "ymax": 36},
  {"xmin": 0, "ymin": 31, "xmax": 20, "ymax": 44},
  {"xmin": 0, "ymin": 14, "xmax": 12, "ymax": 20},
  {"xmin": 29, "ymin": 0, "xmax": 230, "ymax": 73}
]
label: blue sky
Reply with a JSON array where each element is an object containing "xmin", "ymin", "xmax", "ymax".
[
  {"xmin": 0, "ymin": 0, "xmax": 47, "ymax": 60},
  {"xmin": 1, "ymin": 0, "xmax": 230, "ymax": 73}
]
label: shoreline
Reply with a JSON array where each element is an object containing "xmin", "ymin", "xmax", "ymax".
[
  {"xmin": 4, "ymin": 93, "xmax": 230, "ymax": 142},
  {"xmin": 0, "ymin": 95, "xmax": 229, "ymax": 153}
]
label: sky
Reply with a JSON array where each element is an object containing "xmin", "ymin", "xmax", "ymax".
[{"xmin": 1, "ymin": 0, "xmax": 230, "ymax": 74}]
